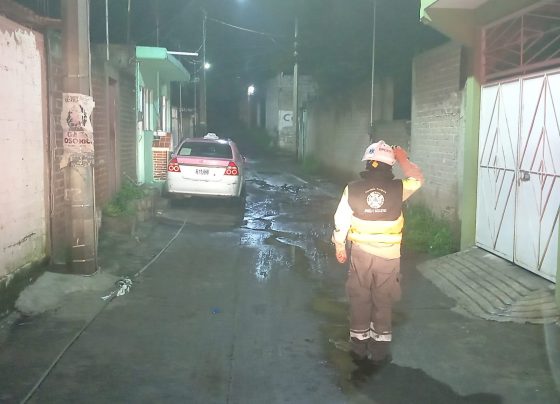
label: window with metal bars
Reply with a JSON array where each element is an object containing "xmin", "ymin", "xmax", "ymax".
[{"xmin": 482, "ymin": 2, "xmax": 560, "ymax": 82}]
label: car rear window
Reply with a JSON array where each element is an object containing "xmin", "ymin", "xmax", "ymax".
[{"xmin": 178, "ymin": 142, "xmax": 233, "ymax": 159}]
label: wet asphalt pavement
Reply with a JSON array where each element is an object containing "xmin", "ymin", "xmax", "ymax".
[{"xmin": 0, "ymin": 156, "xmax": 559, "ymax": 403}]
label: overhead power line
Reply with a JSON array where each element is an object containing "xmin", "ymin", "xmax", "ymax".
[{"xmin": 207, "ymin": 16, "xmax": 286, "ymax": 44}]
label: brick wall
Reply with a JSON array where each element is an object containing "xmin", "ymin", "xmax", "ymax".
[
  {"xmin": 153, "ymin": 133, "xmax": 171, "ymax": 181},
  {"xmin": 411, "ymin": 42, "xmax": 463, "ymax": 223},
  {"xmin": 91, "ymin": 64, "xmax": 110, "ymax": 206}
]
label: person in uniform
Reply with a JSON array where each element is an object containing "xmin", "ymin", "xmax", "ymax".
[{"xmin": 332, "ymin": 140, "xmax": 424, "ymax": 364}]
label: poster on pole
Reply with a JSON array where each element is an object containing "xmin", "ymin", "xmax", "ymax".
[{"xmin": 61, "ymin": 93, "xmax": 95, "ymax": 158}]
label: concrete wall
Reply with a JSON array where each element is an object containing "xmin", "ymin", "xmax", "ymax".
[
  {"xmin": 119, "ymin": 73, "xmax": 137, "ymax": 183},
  {"xmin": 304, "ymin": 81, "xmax": 409, "ymax": 180},
  {"xmin": 44, "ymin": 30, "xmax": 73, "ymax": 266},
  {"xmin": 411, "ymin": 42, "xmax": 464, "ymax": 224},
  {"xmin": 0, "ymin": 16, "xmax": 48, "ymax": 277},
  {"xmin": 265, "ymin": 74, "xmax": 316, "ymax": 152}
]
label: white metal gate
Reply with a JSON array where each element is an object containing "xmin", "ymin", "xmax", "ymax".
[{"xmin": 476, "ymin": 70, "xmax": 559, "ymax": 282}]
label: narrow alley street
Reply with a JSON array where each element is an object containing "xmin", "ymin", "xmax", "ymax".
[{"xmin": 0, "ymin": 157, "xmax": 558, "ymax": 403}]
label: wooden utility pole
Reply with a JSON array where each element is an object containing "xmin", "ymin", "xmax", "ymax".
[
  {"xmin": 369, "ymin": 0, "xmax": 377, "ymax": 141},
  {"xmin": 200, "ymin": 9, "xmax": 208, "ymax": 136},
  {"xmin": 61, "ymin": 0, "xmax": 97, "ymax": 274}
]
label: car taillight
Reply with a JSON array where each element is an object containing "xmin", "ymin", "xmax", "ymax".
[
  {"xmin": 168, "ymin": 158, "xmax": 180, "ymax": 172},
  {"xmin": 224, "ymin": 161, "xmax": 239, "ymax": 176}
]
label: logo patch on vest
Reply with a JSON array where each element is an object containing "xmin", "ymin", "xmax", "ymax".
[{"xmin": 366, "ymin": 191, "xmax": 385, "ymax": 209}]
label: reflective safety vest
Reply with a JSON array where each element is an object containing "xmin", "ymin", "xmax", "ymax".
[
  {"xmin": 332, "ymin": 171, "xmax": 422, "ymax": 259},
  {"xmin": 347, "ymin": 177, "xmax": 404, "ymax": 249},
  {"xmin": 347, "ymin": 177, "xmax": 403, "ymax": 221}
]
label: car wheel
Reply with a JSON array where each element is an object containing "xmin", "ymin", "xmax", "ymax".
[{"xmin": 231, "ymin": 186, "xmax": 246, "ymax": 209}]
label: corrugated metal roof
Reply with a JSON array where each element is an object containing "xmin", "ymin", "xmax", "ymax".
[{"xmin": 136, "ymin": 46, "xmax": 190, "ymax": 83}]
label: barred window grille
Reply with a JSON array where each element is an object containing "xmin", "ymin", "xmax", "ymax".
[{"xmin": 483, "ymin": 2, "xmax": 560, "ymax": 82}]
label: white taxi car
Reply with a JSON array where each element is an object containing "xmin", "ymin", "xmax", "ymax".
[{"xmin": 167, "ymin": 133, "xmax": 245, "ymax": 199}]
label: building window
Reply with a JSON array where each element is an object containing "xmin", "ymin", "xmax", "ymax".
[
  {"xmin": 141, "ymin": 87, "xmax": 152, "ymax": 130},
  {"xmin": 160, "ymin": 95, "xmax": 169, "ymax": 132}
]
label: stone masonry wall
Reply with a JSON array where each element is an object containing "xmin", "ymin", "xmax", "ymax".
[{"xmin": 411, "ymin": 42, "xmax": 463, "ymax": 223}]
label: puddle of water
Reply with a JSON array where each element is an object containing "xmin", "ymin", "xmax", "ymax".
[
  {"xmin": 245, "ymin": 200, "xmax": 278, "ymax": 220},
  {"xmin": 255, "ymin": 248, "xmax": 275, "ymax": 281},
  {"xmin": 243, "ymin": 218, "xmax": 272, "ymax": 231},
  {"xmin": 247, "ymin": 179, "xmax": 274, "ymax": 190},
  {"xmin": 280, "ymin": 184, "xmax": 304, "ymax": 194},
  {"xmin": 263, "ymin": 235, "xmax": 314, "ymax": 274},
  {"xmin": 240, "ymin": 231, "xmax": 268, "ymax": 247}
]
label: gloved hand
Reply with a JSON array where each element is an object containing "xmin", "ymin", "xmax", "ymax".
[
  {"xmin": 393, "ymin": 146, "xmax": 408, "ymax": 163},
  {"xmin": 335, "ymin": 244, "xmax": 347, "ymax": 264},
  {"xmin": 394, "ymin": 146, "xmax": 424, "ymax": 182}
]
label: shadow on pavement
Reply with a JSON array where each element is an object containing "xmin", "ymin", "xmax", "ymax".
[
  {"xmin": 345, "ymin": 361, "xmax": 502, "ymax": 404},
  {"xmin": 159, "ymin": 196, "xmax": 246, "ymax": 229}
]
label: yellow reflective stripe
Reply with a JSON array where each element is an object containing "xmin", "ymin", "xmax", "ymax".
[
  {"xmin": 349, "ymin": 233, "xmax": 402, "ymax": 244},
  {"xmin": 348, "ymin": 214, "xmax": 404, "ymax": 245},
  {"xmin": 349, "ymin": 214, "xmax": 404, "ymax": 235}
]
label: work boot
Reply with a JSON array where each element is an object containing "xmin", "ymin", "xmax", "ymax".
[
  {"xmin": 368, "ymin": 340, "xmax": 391, "ymax": 363},
  {"xmin": 349, "ymin": 337, "xmax": 369, "ymax": 365}
]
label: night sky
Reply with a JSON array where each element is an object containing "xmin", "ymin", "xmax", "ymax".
[{"xmin": 87, "ymin": 0, "xmax": 445, "ymax": 121}]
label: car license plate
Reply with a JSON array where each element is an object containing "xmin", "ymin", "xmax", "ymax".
[{"xmin": 195, "ymin": 168, "xmax": 210, "ymax": 175}]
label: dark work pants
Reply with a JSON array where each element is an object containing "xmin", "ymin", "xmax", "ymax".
[{"xmin": 346, "ymin": 243, "xmax": 401, "ymax": 360}]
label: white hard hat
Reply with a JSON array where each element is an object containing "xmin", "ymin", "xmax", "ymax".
[{"xmin": 361, "ymin": 140, "xmax": 396, "ymax": 165}]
